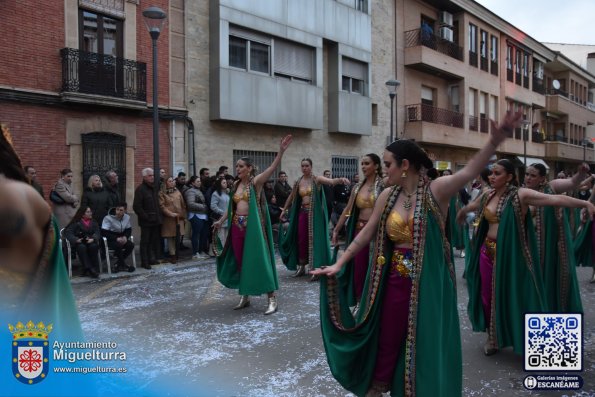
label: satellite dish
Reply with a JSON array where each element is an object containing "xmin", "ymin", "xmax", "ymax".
[{"xmin": 552, "ymin": 80, "xmax": 561, "ymax": 90}]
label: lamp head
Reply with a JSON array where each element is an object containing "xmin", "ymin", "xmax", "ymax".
[
  {"xmin": 143, "ymin": 6, "xmax": 167, "ymax": 39},
  {"xmin": 385, "ymin": 79, "xmax": 400, "ymax": 96}
]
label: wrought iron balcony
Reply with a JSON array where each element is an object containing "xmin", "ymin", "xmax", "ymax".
[
  {"xmin": 61, "ymin": 48, "xmax": 146, "ymax": 102},
  {"xmin": 404, "ymin": 29, "xmax": 463, "ymax": 61},
  {"xmin": 407, "ymin": 103, "xmax": 464, "ymax": 128}
]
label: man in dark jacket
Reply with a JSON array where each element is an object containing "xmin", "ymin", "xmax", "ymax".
[
  {"xmin": 101, "ymin": 203, "xmax": 135, "ymax": 273},
  {"xmin": 133, "ymin": 168, "xmax": 162, "ymax": 269},
  {"xmin": 104, "ymin": 170, "xmax": 121, "ymax": 205},
  {"xmin": 274, "ymin": 171, "xmax": 292, "ymax": 207}
]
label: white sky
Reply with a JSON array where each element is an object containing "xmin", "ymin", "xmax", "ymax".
[{"xmin": 475, "ymin": 0, "xmax": 595, "ymax": 45}]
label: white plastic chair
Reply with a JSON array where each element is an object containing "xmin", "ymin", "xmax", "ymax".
[
  {"xmin": 101, "ymin": 236, "xmax": 136, "ymax": 273},
  {"xmin": 60, "ymin": 228, "xmax": 105, "ymax": 278}
]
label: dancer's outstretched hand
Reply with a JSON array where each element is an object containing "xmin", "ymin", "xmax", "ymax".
[
  {"xmin": 310, "ymin": 264, "xmax": 341, "ymax": 277},
  {"xmin": 280, "ymin": 135, "xmax": 293, "ymax": 152},
  {"xmin": 489, "ymin": 110, "xmax": 523, "ymax": 147}
]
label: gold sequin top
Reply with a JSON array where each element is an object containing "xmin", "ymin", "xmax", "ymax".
[
  {"xmin": 233, "ymin": 189, "xmax": 249, "ymax": 204},
  {"xmin": 386, "ymin": 211, "xmax": 413, "ymax": 244},
  {"xmin": 355, "ymin": 190, "xmax": 375, "ymax": 209},
  {"xmin": 483, "ymin": 207, "xmax": 498, "ymax": 224},
  {"xmin": 299, "ymin": 185, "xmax": 312, "ymax": 197}
]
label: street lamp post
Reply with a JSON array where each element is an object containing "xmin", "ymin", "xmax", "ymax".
[
  {"xmin": 385, "ymin": 79, "xmax": 400, "ymax": 143},
  {"xmin": 143, "ymin": 6, "xmax": 167, "ymax": 186},
  {"xmin": 583, "ymin": 139, "xmax": 588, "ymax": 162}
]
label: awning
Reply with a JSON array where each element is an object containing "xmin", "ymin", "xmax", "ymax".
[{"xmin": 516, "ymin": 156, "xmax": 550, "ymax": 169}]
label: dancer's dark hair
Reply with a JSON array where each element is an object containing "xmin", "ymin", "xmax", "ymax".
[
  {"xmin": 385, "ymin": 139, "xmax": 433, "ymax": 172},
  {"xmin": 495, "ymin": 159, "xmax": 518, "ymax": 186}
]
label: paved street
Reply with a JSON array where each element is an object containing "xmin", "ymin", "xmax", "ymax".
[{"xmin": 72, "ymin": 254, "xmax": 595, "ymax": 396}]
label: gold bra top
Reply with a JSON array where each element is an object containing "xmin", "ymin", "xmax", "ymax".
[
  {"xmin": 386, "ymin": 211, "xmax": 413, "ymax": 244},
  {"xmin": 233, "ymin": 189, "xmax": 249, "ymax": 204},
  {"xmin": 299, "ymin": 185, "xmax": 312, "ymax": 197},
  {"xmin": 355, "ymin": 190, "xmax": 375, "ymax": 209},
  {"xmin": 483, "ymin": 207, "xmax": 498, "ymax": 224}
]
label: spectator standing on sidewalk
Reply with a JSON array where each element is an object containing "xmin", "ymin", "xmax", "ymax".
[
  {"xmin": 24, "ymin": 165, "xmax": 44, "ymax": 198},
  {"xmin": 133, "ymin": 168, "xmax": 162, "ymax": 269},
  {"xmin": 51, "ymin": 168, "xmax": 79, "ymax": 229},
  {"xmin": 159, "ymin": 177, "xmax": 186, "ymax": 264},
  {"xmin": 185, "ymin": 176, "xmax": 209, "ymax": 259}
]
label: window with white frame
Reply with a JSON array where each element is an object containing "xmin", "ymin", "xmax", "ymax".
[
  {"xmin": 342, "ymin": 57, "xmax": 368, "ymax": 95},
  {"xmin": 229, "ymin": 25, "xmax": 271, "ymax": 74},
  {"xmin": 274, "ymin": 38, "xmax": 314, "ymax": 83}
]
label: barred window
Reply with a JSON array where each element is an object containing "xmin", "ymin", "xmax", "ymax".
[
  {"xmin": 233, "ymin": 150, "xmax": 279, "ymax": 182},
  {"xmin": 331, "ymin": 156, "xmax": 358, "ymax": 180}
]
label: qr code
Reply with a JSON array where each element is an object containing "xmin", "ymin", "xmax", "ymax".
[{"xmin": 525, "ymin": 314, "xmax": 582, "ymax": 371}]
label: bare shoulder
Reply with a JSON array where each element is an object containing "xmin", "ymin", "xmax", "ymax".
[{"xmin": 0, "ymin": 177, "xmax": 51, "ymax": 233}]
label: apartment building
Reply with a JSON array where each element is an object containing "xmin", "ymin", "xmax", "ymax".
[
  {"xmin": 396, "ymin": 0, "xmax": 595, "ymax": 176},
  {"xmin": 0, "ymin": 0, "xmax": 186, "ymax": 204},
  {"xmin": 184, "ymin": 0, "xmax": 391, "ymax": 182}
]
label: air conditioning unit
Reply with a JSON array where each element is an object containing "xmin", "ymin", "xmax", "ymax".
[
  {"xmin": 439, "ymin": 27, "xmax": 453, "ymax": 42},
  {"xmin": 440, "ymin": 11, "xmax": 453, "ymax": 27}
]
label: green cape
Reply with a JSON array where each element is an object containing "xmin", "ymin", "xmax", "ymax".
[
  {"xmin": 573, "ymin": 217, "xmax": 593, "ymax": 268},
  {"xmin": 534, "ymin": 184, "xmax": 582, "ymax": 313},
  {"xmin": 467, "ymin": 190, "xmax": 546, "ymax": 354},
  {"xmin": 320, "ymin": 187, "xmax": 461, "ymax": 397},
  {"xmin": 216, "ymin": 184, "xmax": 278, "ymax": 295},
  {"xmin": 279, "ymin": 177, "xmax": 331, "ymax": 270}
]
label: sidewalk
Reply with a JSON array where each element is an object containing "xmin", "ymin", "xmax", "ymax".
[{"xmin": 69, "ymin": 253, "xmax": 215, "ymax": 284}]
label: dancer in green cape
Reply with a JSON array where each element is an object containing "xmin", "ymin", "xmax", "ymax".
[
  {"xmin": 213, "ymin": 135, "xmax": 292, "ymax": 315},
  {"xmin": 458, "ymin": 159, "xmax": 595, "ymax": 356},
  {"xmin": 1, "ymin": 123, "xmax": 90, "ymax": 395},
  {"xmin": 574, "ymin": 181, "xmax": 595, "ymax": 282},
  {"xmin": 312, "ymin": 111, "xmax": 525, "ymax": 397},
  {"xmin": 279, "ymin": 158, "xmax": 349, "ymax": 281},
  {"xmin": 523, "ymin": 162, "xmax": 590, "ymax": 312}
]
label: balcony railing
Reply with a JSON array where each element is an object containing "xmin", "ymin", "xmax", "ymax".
[
  {"xmin": 404, "ymin": 29, "xmax": 464, "ymax": 61},
  {"xmin": 479, "ymin": 117, "xmax": 489, "ymax": 133},
  {"xmin": 545, "ymin": 134, "xmax": 567, "ymax": 143},
  {"xmin": 61, "ymin": 48, "xmax": 146, "ymax": 102},
  {"xmin": 532, "ymin": 131, "xmax": 544, "ymax": 143},
  {"xmin": 490, "ymin": 60, "xmax": 498, "ymax": 76},
  {"xmin": 469, "ymin": 115, "xmax": 478, "ymax": 131},
  {"xmin": 532, "ymin": 77, "xmax": 545, "ymax": 95},
  {"xmin": 469, "ymin": 51, "xmax": 478, "ymax": 67},
  {"xmin": 547, "ymin": 88, "xmax": 569, "ymax": 98},
  {"xmin": 407, "ymin": 103, "xmax": 464, "ymax": 128}
]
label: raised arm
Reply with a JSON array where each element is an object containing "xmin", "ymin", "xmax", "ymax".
[
  {"xmin": 315, "ymin": 175, "xmax": 350, "ymax": 187},
  {"xmin": 456, "ymin": 192, "xmax": 484, "ymax": 224},
  {"xmin": 431, "ymin": 111, "xmax": 522, "ymax": 211},
  {"xmin": 519, "ymin": 187, "xmax": 595, "ymax": 218},
  {"xmin": 253, "ymin": 135, "xmax": 293, "ymax": 189},
  {"xmin": 311, "ymin": 188, "xmax": 392, "ymax": 276},
  {"xmin": 549, "ymin": 163, "xmax": 590, "ymax": 194}
]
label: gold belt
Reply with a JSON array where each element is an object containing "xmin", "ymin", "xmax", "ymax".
[
  {"xmin": 232, "ymin": 214, "xmax": 248, "ymax": 229},
  {"xmin": 389, "ymin": 248, "xmax": 413, "ymax": 278},
  {"xmin": 482, "ymin": 238, "xmax": 496, "ymax": 260}
]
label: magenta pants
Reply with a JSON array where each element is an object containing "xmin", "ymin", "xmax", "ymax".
[
  {"xmin": 297, "ymin": 209, "xmax": 309, "ymax": 263},
  {"xmin": 372, "ymin": 262, "xmax": 412, "ymax": 384},
  {"xmin": 479, "ymin": 239, "xmax": 496, "ymax": 328},
  {"xmin": 231, "ymin": 223, "xmax": 246, "ymax": 272},
  {"xmin": 353, "ymin": 226, "xmax": 370, "ymax": 300}
]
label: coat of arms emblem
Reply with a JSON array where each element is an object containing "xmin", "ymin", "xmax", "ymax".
[{"xmin": 9, "ymin": 321, "xmax": 52, "ymax": 385}]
